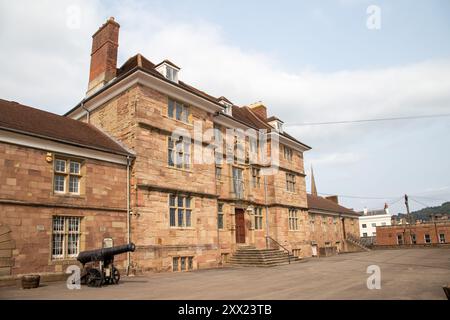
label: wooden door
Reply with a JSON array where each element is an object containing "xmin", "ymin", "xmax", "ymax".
[{"xmin": 235, "ymin": 209, "xmax": 245, "ymax": 243}]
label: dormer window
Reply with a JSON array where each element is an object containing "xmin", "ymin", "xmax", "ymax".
[
  {"xmin": 166, "ymin": 67, "xmax": 178, "ymax": 82},
  {"xmin": 268, "ymin": 117, "xmax": 284, "ymax": 133},
  {"xmin": 218, "ymin": 96, "xmax": 233, "ymax": 116},
  {"xmin": 155, "ymin": 60, "xmax": 180, "ymax": 83}
]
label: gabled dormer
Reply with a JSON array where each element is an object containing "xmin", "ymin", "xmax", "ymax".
[
  {"xmin": 155, "ymin": 59, "xmax": 180, "ymax": 83},
  {"xmin": 218, "ymin": 96, "xmax": 233, "ymax": 116},
  {"xmin": 267, "ymin": 116, "xmax": 284, "ymax": 133}
]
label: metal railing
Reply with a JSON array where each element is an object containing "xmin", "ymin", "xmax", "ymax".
[{"xmin": 265, "ymin": 236, "xmax": 292, "ymax": 264}]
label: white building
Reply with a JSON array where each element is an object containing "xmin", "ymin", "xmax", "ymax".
[{"xmin": 358, "ymin": 206, "xmax": 392, "ymax": 237}]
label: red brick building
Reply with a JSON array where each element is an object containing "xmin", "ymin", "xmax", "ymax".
[{"xmin": 376, "ymin": 222, "xmax": 450, "ymax": 246}]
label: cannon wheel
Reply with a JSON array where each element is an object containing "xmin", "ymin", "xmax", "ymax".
[
  {"xmin": 111, "ymin": 267, "xmax": 120, "ymax": 284},
  {"xmin": 86, "ymin": 268, "xmax": 103, "ymax": 287}
]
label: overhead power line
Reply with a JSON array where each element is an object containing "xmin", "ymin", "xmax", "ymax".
[
  {"xmin": 285, "ymin": 113, "xmax": 450, "ymax": 127},
  {"xmin": 317, "ymin": 192, "xmax": 396, "ymax": 200},
  {"xmin": 410, "ymin": 198, "xmax": 431, "ymax": 208}
]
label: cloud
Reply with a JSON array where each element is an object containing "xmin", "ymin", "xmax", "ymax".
[
  {"xmin": 308, "ymin": 152, "xmax": 363, "ymax": 166},
  {"xmin": 0, "ymin": 0, "xmax": 449, "ymax": 210}
]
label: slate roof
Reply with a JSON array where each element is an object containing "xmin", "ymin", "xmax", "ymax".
[
  {"xmin": 307, "ymin": 193, "xmax": 359, "ymax": 216},
  {"xmin": 0, "ymin": 99, "xmax": 131, "ymax": 156}
]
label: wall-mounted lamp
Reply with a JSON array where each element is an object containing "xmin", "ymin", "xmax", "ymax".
[{"xmin": 45, "ymin": 152, "xmax": 53, "ymax": 163}]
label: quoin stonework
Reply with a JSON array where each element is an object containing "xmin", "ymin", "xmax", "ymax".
[{"xmin": 0, "ymin": 18, "xmax": 362, "ymax": 278}]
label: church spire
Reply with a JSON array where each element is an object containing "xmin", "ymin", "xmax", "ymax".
[{"xmin": 311, "ymin": 165, "xmax": 318, "ymax": 196}]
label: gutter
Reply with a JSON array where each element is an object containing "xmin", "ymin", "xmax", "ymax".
[
  {"xmin": 81, "ymin": 102, "xmax": 90, "ymax": 123},
  {"xmin": 126, "ymin": 155, "xmax": 132, "ymax": 275},
  {"xmin": 0, "ymin": 126, "xmax": 132, "ymax": 158}
]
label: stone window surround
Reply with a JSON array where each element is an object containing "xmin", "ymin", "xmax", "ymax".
[
  {"xmin": 167, "ymin": 97, "xmax": 191, "ymax": 124},
  {"xmin": 288, "ymin": 208, "xmax": 299, "ymax": 231},
  {"xmin": 172, "ymin": 256, "xmax": 194, "ymax": 272},
  {"xmin": 51, "ymin": 215, "xmax": 82, "ymax": 261},
  {"xmin": 254, "ymin": 206, "xmax": 263, "ymax": 230},
  {"xmin": 285, "ymin": 173, "xmax": 296, "ymax": 193},
  {"xmin": 53, "ymin": 155, "xmax": 84, "ymax": 196},
  {"xmin": 218, "ymin": 203, "xmax": 224, "ymax": 230},
  {"xmin": 168, "ymin": 194, "xmax": 193, "ymax": 229},
  {"xmin": 167, "ymin": 136, "xmax": 191, "ymax": 171}
]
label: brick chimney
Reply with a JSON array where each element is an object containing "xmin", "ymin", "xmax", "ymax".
[
  {"xmin": 87, "ymin": 17, "xmax": 120, "ymax": 96},
  {"xmin": 248, "ymin": 101, "xmax": 267, "ymax": 121},
  {"xmin": 325, "ymin": 195, "xmax": 339, "ymax": 204}
]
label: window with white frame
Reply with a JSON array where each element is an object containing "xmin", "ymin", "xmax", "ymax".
[
  {"xmin": 169, "ymin": 195, "xmax": 192, "ymax": 228},
  {"xmin": 168, "ymin": 98, "xmax": 190, "ymax": 123},
  {"xmin": 166, "ymin": 67, "xmax": 178, "ymax": 82},
  {"xmin": 54, "ymin": 158, "xmax": 82, "ymax": 194},
  {"xmin": 424, "ymin": 234, "xmax": 431, "ymax": 244},
  {"xmin": 254, "ymin": 207, "xmax": 263, "ymax": 230},
  {"xmin": 52, "ymin": 216, "xmax": 81, "ymax": 260},
  {"xmin": 362, "ymin": 224, "xmax": 367, "ymax": 228},
  {"xmin": 168, "ymin": 136, "xmax": 190, "ymax": 169},
  {"xmin": 286, "ymin": 173, "xmax": 296, "ymax": 192},
  {"xmin": 371, "ymin": 223, "xmax": 376, "ymax": 227},
  {"xmin": 251, "ymin": 167, "xmax": 261, "ymax": 188},
  {"xmin": 289, "ymin": 209, "xmax": 299, "ymax": 230},
  {"xmin": 439, "ymin": 233, "xmax": 445, "ymax": 243}
]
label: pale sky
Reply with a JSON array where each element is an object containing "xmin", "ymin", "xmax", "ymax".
[{"xmin": 1, "ymin": 0, "xmax": 449, "ymax": 214}]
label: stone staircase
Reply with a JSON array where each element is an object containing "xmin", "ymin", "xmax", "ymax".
[
  {"xmin": 346, "ymin": 235, "xmax": 371, "ymax": 252},
  {"xmin": 228, "ymin": 246, "xmax": 301, "ymax": 267}
]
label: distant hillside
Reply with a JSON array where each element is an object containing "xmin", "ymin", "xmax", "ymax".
[{"xmin": 394, "ymin": 201, "xmax": 450, "ymax": 221}]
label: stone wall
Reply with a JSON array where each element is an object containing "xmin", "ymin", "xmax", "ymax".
[{"xmin": 0, "ymin": 141, "xmax": 128, "ymax": 275}]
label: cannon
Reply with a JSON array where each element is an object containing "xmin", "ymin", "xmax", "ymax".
[{"xmin": 76, "ymin": 243, "xmax": 135, "ymax": 287}]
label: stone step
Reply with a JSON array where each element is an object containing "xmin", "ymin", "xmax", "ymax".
[
  {"xmin": 227, "ymin": 247, "xmax": 302, "ymax": 267},
  {"xmin": 228, "ymin": 257, "xmax": 295, "ymax": 263}
]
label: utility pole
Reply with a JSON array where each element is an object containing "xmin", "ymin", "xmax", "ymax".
[{"xmin": 404, "ymin": 194, "xmax": 411, "ymax": 244}]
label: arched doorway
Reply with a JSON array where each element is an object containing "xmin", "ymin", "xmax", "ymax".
[{"xmin": 0, "ymin": 224, "xmax": 14, "ymax": 276}]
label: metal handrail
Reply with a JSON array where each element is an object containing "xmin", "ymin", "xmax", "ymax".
[{"xmin": 265, "ymin": 236, "xmax": 291, "ymax": 264}]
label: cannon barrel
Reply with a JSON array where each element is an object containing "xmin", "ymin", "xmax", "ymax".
[{"xmin": 77, "ymin": 243, "xmax": 135, "ymax": 265}]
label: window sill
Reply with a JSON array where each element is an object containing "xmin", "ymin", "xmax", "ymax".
[
  {"xmin": 53, "ymin": 193, "xmax": 85, "ymax": 199},
  {"xmin": 164, "ymin": 115, "xmax": 193, "ymax": 127},
  {"xmin": 169, "ymin": 227, "xmax": 196, "ymax": 230},
  {"xmin": 49, "ymin": 258, "xmax": 78, "ymax": 265},
  {"xmin": 167, "ymin": 165, "xmax": 193, "ymax": 173}
]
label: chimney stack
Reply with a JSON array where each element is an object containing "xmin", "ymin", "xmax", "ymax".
[
  {"xmin": 87, "ymin": 17, "xmax": 120, "ymax": 96},
  {"xmin": 248, "ymin": 101, "xmax": 267, "ymax": 120},
  {"xmin": 325, "ymin": 195, "xmax": 339, "ymax": 204}
]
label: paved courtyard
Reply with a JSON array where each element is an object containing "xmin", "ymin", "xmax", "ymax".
[{"xmin": 1, "ymin": 248, "xmax": 449, "ymax": 300}]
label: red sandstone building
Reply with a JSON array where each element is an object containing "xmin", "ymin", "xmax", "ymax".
[
  {"xmin": 0, "ymin": 18, "xmax": 361, "ymax": 278},
  {"xmin": 0, "ymin": 99, "xmax": 133, "ymax": 277}
]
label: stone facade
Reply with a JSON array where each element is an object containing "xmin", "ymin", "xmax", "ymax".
[
  {"xmin": 0, "ymin": 18, "xmax": 363, "ymax": 278},
  {"xmin": 0, "ymin": 141, "xmax": 128, "ymax": 276},
  {"xmin": 81, "ymin": 82, "xmax": 311, "ymax": 272},
  {"xmin": 308, "ymin": 212, "xmax": 360, "ymax": 256}
]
